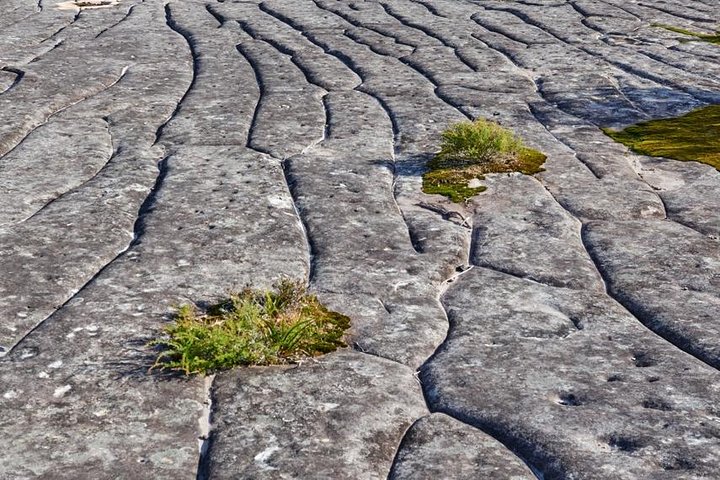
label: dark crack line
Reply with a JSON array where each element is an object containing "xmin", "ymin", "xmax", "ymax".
[
  {"xmin": 337, "ymin": 28, "xmax": 471, "ymax": 121},
  {"xmin": 234, "ymin": 42, "xmax": 272, "ymax": 156},
  {"xmin": 480, "ymin": 4, "xmax": 719, "ymax": 105},
  {"xmin": 205, "ymin": 4, "xmax": 225, "ymax": 27},
  {"xmin": 27, "ymin": 38, "xmax": 65, "ymax": 64},
  {"xmin": 128, "ymin": 156, "xmax": 170, "ymax": 248},
  {"xmin": 311, "ymin": 0, "xmax": 418, "ymax": 51},
  {"xmin": 17, "ymin": 117, "xmax": 119, "ymax": 225},
  {"xmin": 482, "ymin": 4, "xmax": 583, "ymax": 46},
  {"xmin": 240, "ymin": 23, "xmax": 417, "ymax": 266},
  {"xmin": 579, "ymin": 222, "xmax": 719, "ymax": 371},
  {"xmin": 234, "ymin": 17, "xmax": 323, "ymax": 283},
  {"xmin": 464, "ymin": 26, "xmax": 607, "ymax": 180},
  {"xmin": 243, "ymin": 7, "xmax": 546, "ymax": 474},
  {"xmin": 0, "ymin": 6, "xmax": 41, "ymax": 31},
  {"xmin": 281, "ymin": 158, "xmax": 317, "ymax": 284},
  {"xmin": 534, "ymin": 178, "xmax": 720, "ymax": 372},
  {"xmin": 577, "ymin": 47, "xmax": 720, "ymax": 105},
  {"xmin": 2, "ymin": 151, "xmax": 169, "ymax": 357},
  {"xmin": 594, "ymin": 0, "xmax": 642, "ymax": 22},
  {"xmin": 234, "ymin": 32, "xmax": 328, "ymax": 155},
  {"xmin": 668, "ymin": 42, "xmax": 720, "ymax": 64},
  {"xmin": 95, "ymin": 3, "xmax": 139, "ymax": 38},
  {"xmin": 472, "ymin": 259, "xmax": 585, "ymax": 291},
  {"xmin": 566, "ymin": 0, "xmax": 593, "ymax": 20},
  {"xmin": 636, "ymin": 1, "xmax": 715, "ymax": 23},
  {"xmin": 0, "ymin": 65, "xmax": 128, "ymax": 161},
  {"xmin": 196, "ymin": 374, "xmax": 215, "ymax": 480},
  {"xmin": 234, "ymin": 17, "xmax": 330, "ymax": 136},
  {"xmin": 154, "ymin": 3, "xmax": 199, "ymax": 147},
  {"xmin": 409, "ymin": 0, "xmax": 446, "ymax": 18},
  {"xmin": 378, "ymin": 2, "xmax": 479, "ymax": 72},
  {"xmin": 654, "ymin": 195, "xmax": 716, "ymax": 238},
  {"xmin": 527, "ymin": 103, "xmax": 604, "ymax": 180},
  {"xmin": 417, "ymin": 201, "xmax": 471, "ymax": 228},
  {"xmin": 42, "ymin": 8, "xmax": 82, "ymax": 43},
  {"xmin": 236, "ymin": 15, "xmax": 356, "ymax": 91},
  {"xmin": 470, "ymin": 13, "xmax": 531, "ymax": 46},
  {"xmin": 258, "ymin": 2, "xmax": 428, "ymax": 255},
  {"xmin": 470, "ymin": 27, "xmax": 645, "ymax": 181},
  {"xmin": 0, "ymin": 67, "xmax": 24, "ymax": 95},
  {"xmin": 155, "ymin": 6, "xmax": 213, "ymax": 477},
  {"xmin": 412, "ymin": 263, "xmax": 546, "ymax": 480},
  {"xmin": 386, "ymin": 415, "xmax": 427, "ymax": 480},
  {"xmin": 636, "ymin": 47, "xmax": 720, "ymax": 85}
]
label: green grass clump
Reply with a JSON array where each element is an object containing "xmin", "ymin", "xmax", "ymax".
[
  {"xmin": 150, "ymin": 280, "xmax": 350, "ymax": 375},
  {"xmin": 603, "ymin": 105, "xmax": 720, "ymax": 170},
  {"xmin": 422, "ymin": 119, "xmax": 546, "ymax": 203},
  {"xmin": 653, "ymin": 24, "xmax": 720, "ymax": 45}
]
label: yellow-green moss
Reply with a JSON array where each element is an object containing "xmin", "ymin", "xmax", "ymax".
[
  {"xmin": 653, "ymin": 24, "xmax": 720, "ymax": 45},
  {"xmin": 603, "ymin": 105, "xmax": 720, "ymax": 170},
  {"xmin": 422, "ymin": 119, "xmax": 546, "ymax": 203}
]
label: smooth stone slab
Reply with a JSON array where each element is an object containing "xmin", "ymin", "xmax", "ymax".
[
  {"xmin": 635, "ymin": 156, "xmax": 720, "ymax": 238},
  {"xmin": 424, "ymin": 267, "xmax": 720, "ymax": 479},
  {"xmin": 471, "ymin": 173, "xmax": 602, "ymax": 291},
  {"xmin": 584, "ymin": 219, "xmax": 720, "ymax": 368},
  {"xmin": 207, "ymin": 350, "xmax": 428, "ymax": 479},
  {"xmin": 389, "ymin": 413, "xmax": 536, "ymax": 480}
]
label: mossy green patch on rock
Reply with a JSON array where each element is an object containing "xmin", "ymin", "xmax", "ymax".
[
  {"xmin": 653, "ymin": 24, "xmax": 720, "ymax": 45},
  {"xmin": 603, "ymin": 105, "xmax": 720, "ymax": 170},
  {"xmin": 149, "ymin": 279, "xmax": 351, "ymax": 375},
  {"xmin": 422, "ymin": 119, "xmax": 546, "ymax": 203}
]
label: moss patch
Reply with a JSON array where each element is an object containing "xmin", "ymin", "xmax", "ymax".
[
  {"xmin": 653, "ymin": 24, "xmax": 720, "ymax": 45},
  {"xmin": 150, "ymin": 280, "xmax": 350, "ymax": 375},
  {"xmin": 603, "ymin": 105, "xmax": 720, "ymax": 170},
  {"xmin": 422, "ymin": 119, "xmax": 546, "ymax": 203}
]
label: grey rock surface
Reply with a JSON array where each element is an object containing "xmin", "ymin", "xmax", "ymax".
[
  {"xmin": 389, "ymin": 413, "xmax": 536, "ymax": 480},
  {"xmin": 423, "ymin": 267, "xmax": 720, "ymax": 479},
  {"xmin": 208, "ymin": 350, "xmax": 427, "ymax": 479},
  {"xmin": 1, "ymin": 0, "xmax": 719, "ymax": 478}
]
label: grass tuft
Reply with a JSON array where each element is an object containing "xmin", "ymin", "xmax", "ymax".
[
  {"xmin": 422, "ymin": 119, "xmax": 546, "ymax": 203},
  {"xmin": 603, "ymin": 105, "xmax": 720, "ymax": 170},
  {"xmin": 149, "ymin": 279, "xmax": 350, "ymax": 375}
]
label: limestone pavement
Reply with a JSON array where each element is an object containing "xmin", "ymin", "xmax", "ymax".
[{"xmin": 0, "ymin": 0, "xmax": 719, "ymax": 479}]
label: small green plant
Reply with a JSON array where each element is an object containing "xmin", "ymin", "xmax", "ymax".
[
  {"xmin": 149, "ymin": 280, "xmax": 351, "ymax": 375},
  {"xmin": 653, "ymin": 24, "xmax": 720, "ymax": 45},
  {"xmin": 422, "ymin": 119, "xmax": 546, "ymax": 202},
  {"xmin": 603, "ymin": 105, "xmax": 720, "ymax": 170}
]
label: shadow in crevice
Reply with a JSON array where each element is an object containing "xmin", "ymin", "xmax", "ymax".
[{"xmin": 539, "ymin": 83, "xmax": 717, "ymax": 130}]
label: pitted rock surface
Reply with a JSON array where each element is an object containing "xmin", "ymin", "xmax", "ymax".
[{"xmin": 1, "ymin": 0, "xmax": 719, "ymax": 479}]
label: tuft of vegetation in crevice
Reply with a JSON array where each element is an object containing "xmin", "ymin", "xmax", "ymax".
[
  {"xmin": 653, "ymin": 24, "xmax": 720, "ymax": 45},
  {"xmin": 422, "ymin": 119, "xmax": 546, "ymax": 203},
  {"xmin": 149, "ymin": 280, "xmax": 350, "ymax": 375},
  {"xmin": 603, "ymin": 105, "xmax": 720, "ymax": 170}
]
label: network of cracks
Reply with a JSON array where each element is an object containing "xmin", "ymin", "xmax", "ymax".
[{"xmin": 0, "ymin": 0, "xmax": 719, "ymax": 478}]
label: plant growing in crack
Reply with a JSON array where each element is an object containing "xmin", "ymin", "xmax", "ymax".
[
  {"xmin": 422, "ymin": 119, "xmax": 546, "ymax": 203},
  {"xmin": 149, "ymin": 279, "xmax": 350, "ymax": 375},
  {"xmin": 653, "ymin": 24, "xmax": 720, "ymax": 45}
]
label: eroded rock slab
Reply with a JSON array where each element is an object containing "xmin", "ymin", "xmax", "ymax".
[
  {"xmin": 389, "ymin": 413, "xmax": 536, "ymax": 480},
  {"xmin": 584, "ymin": 219, "xmax": 720, "ymax": 369},
  {"xmin": 424, "ymin": 268, "xmax": 720, "ymax": 479},
  {"xmin": 207, "ymin": 350, "xmax": 427, "ymax": 479},
  {"xmin": 2, "ymin": 0, "xmax": 720, "ymax": 478}
]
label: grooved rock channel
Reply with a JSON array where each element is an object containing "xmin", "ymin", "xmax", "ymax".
[{"xmin": 0, "ymin": 0, "xmax": 719, "ymax": 479}]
